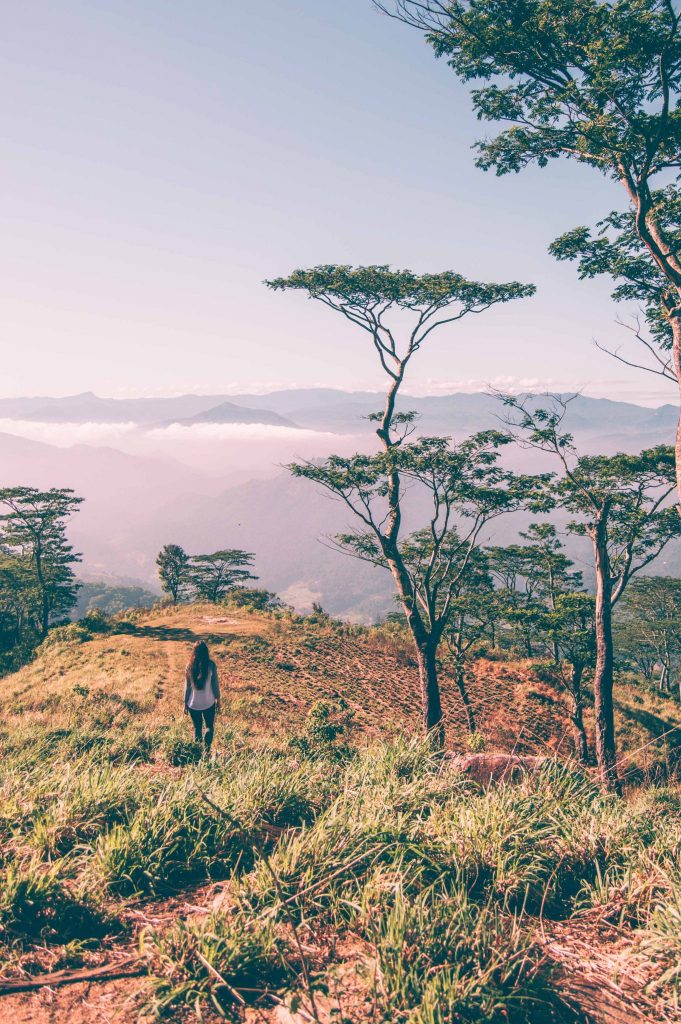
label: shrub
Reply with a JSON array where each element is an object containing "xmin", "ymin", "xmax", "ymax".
[
  {"xmin": 0, "ymin": 857, "xmax": 110, "ymax": 946},
  {"xmin": 288, "ymin": 700, "xmax": 354, "ymax": 762},
  {"xmin": 143, "ymin": 908, "xmax": 287, "ymax": 1015}
]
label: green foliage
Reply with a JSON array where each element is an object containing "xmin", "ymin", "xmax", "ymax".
[
  {"xmin": 74, "ymin": 580, "xmax": 157, "ymax": 618},
  {"xmin": 385, "ymin": 1, "xmax": 681, "ymax": 181},
  {"xmin": 225, "ymin": 586, "xmax": 285, "ymax": 612},
  {"xmin": 550, "ymin": 189, "xmax": 681, "ymax": 348},
  {"xmin": 156, "ymin": 543, "xmax": 190, "ymax": 603},
  {"xmin": 289, "ymin": 700, "xmax": 355, "ymax": 762},
  {"xmin": 188, "ymin": 549, "xmax": 257, "ymax": 603},
  {"xmin": 615, "ymin": 575, "xmax": 681, "ymax": 693},
  {"xmin": 271, "ymin": 263, "xmax": 536, "ymax": 743},
  {"xmin": 467, "ymin": 731, "xmax": 486, "ymax": 753},
  {"xmin": 384, "ymin": 1, "xmax": 681, "ymax": 451},
  {"xmin": 0, "ymin": 487, "xmax": 83, "ymax": 672},
  {"xmin": 374, "ymin": 884, "xmax": 551, "ymax": 1023},
  {"xmin": 1, "ymin": 707, "xmax": 680, "ymax": 1017},
  {"xmin": 143, "ymin": 908, "xmax": 287, "ymax": 1017},
  {"xmin": 0, "ymin": 857, "xmax": 110, "ymax": 947},
  {"xmin": 504, "ymin": 396, "xmax": 681, "ymax": 597},
  {"xmin": 266, "ymin": 264, "xmax": 534, "ymax": 312}
]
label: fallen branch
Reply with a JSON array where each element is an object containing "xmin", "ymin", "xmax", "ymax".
[{"xmin": 0, "ymin": 957, "xmax": 144, "ymax": 996}]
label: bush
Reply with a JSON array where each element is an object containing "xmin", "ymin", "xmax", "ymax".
[
  {"xmin": 143, "ymin": 908, "xmax": 287, "ymax": 1015},
  {"xmin": 0, "ymin": 857, "xmax": 111, "ymax": 946},
  {"xmin": 288, "ymin": 700, "xmax": 354, "ymax": 762},
  {"xmin": 80, "ymin": 608, "xmax": 113, "ymax": 634},
  {"xmin": 225, "ymin": 587, "xmax": 286, "ymax": 612}
]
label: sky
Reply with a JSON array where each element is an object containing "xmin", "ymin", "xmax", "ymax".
[{"xmin": 0, "ymin": 0, "xmax": 675, "ymax": 405}]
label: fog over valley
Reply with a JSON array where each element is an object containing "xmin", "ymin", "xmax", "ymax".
[{"xmin": 2, "ymin": 388, "xmax": 679, "ymax": 619}]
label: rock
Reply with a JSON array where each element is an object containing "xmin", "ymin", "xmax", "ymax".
[{"xmin": 448, "ymin": 752, "xmax": 548, "ymax": 787}]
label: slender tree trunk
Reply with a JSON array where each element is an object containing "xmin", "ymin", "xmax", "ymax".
[
  {"xmin": 34, "ymin": 538, "xmax": 50, "ymax": 638},
  {"xmin": 454, "ymin": 663, "xmax": 476, "ymax": 734},
  {"xmin": 592, "ymin": 519, "xmax": 621, "ymax": 794},
  {"xmin": 619, "ymin": 179, "xmax": 681, "ymax": 508},
  {"xmin": 377, "ymin": 362, "xmax": 445, "ymax": 745},
  {"xmin": 672, "ymin": 317, "xmax": 681, "ymax": 509},
  {"xmin": 567, "ymin": 662, "xmax": 588, "ymax": 764},
  {"xmin": 414, "ymin": 637, "xmax": 444, "ymax": 745}
]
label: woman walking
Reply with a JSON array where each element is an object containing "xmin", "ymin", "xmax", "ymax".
[{"xmin": 184, "ymin": 640, "xmax": 220, "ymax": 753}]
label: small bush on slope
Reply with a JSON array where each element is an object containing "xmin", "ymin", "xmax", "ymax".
[
  {"xmin": 0, "ymin": 856, "xmax": 111, "ymax": 948},
  {"xmin": 144, "ymin": 909, "xmax": 288, "ymax": 1016}
]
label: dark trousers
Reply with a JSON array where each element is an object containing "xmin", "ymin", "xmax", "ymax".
[{"xmin": 188, "ymin": 704, "xmax": 216, "ymax": 749}]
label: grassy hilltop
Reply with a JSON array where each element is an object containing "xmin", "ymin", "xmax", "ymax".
[{"xmin": 0, "ymin": 603, "xmax": 680, "ymax": 1023}]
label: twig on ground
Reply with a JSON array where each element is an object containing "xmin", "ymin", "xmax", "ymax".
[{"xmin": 0, "ymin": 958, "xmax": 144, "ymax": 996}]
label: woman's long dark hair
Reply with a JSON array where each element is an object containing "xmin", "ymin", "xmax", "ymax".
[{"xmin": 188, "ymin": 640, "xmax": 210, "ymax": 689}]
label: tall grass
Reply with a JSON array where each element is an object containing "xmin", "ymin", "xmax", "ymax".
[{"xmin": 0, "ymin": 713, "xmax": 679, "ymax": 1019}]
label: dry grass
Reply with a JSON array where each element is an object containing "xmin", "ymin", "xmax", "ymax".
[{"xmin": 0, "ymin": 602, "xmax": 680, "ymax": 1024}]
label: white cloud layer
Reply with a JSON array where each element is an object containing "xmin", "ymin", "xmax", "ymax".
[
  {"xmin": 147, "ymin": 422, "xmax": 338, "ymax": 442},
  {"xmin": 0, "ymin": 419, "xmax": 139, "ymax": 447}
]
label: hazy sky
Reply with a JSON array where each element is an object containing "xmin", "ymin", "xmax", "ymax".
[{"xmin": 0, "ymin": 0, "xmax": 674, "ymax": 404}]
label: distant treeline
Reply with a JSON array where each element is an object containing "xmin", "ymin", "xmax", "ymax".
[
  {"xmin": 156, "ymin": 543, "xmax": 257, "ymax": 604},
  {"xmin": 0, "ymin": 487, "xmax": 82, "ymax": 672}
]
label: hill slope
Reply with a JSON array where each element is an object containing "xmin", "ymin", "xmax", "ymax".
[
  {"xmin": 6, "ymin": 603, "xmax": 680, "ymax": 772},
  {"xmin": 1, "ymin": 604, "xmax": 680, "ymax": 1024}
]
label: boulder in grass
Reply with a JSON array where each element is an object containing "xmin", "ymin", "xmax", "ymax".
[{"xmin": 449, "ymin": 753, "xmax": 548, "ymax": 788}]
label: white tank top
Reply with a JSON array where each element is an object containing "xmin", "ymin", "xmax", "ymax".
[{"xmin": 187, "ymin": 667, "xmax": 216, "ymax": 711}]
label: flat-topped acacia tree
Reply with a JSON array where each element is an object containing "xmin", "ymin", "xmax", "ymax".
[
  {"xmin": 376, "ymin": 0, "xmax": 681, "ymax": 505},
  {"xmin": 266, "ymin": 265, "xmax": 535, "ymax": 743}
]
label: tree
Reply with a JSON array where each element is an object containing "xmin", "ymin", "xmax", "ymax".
[
  {"xmin": 505, "ymin": 394, "xmax": 681, "ymax": 791},
  {"xmin": 156, "ymin": 543, "xmax": 190, "ymax": 603},
  {"xmin": 550, "ymin": 193, "xmax": 681, "ymax": 502},
  {"xmin": 542, "ymin": 591, "xmax": 596, "ymax": 763},
  {"xmin": 615, "ymin": 575, "xmax": 681, "ymax": 697},
  {"xmin": 0, "ymin": 551, "xmax": 36, "ymax": 666},
  {"xmin": 0, "ymin": 488, "xmax": 83, "ymax": 638},
  {"xmin": 266, "ymin": 266, "xmax": 535, "ymax": 744},
  {"xmin": 377, "ymin": 0, "xmax": 681, "ymax": 504},
  {"xmin": 188, "ymin": 549, "xmax": 257, "ymax": 603},
  {"xmin": 225, "ymin": 587, "xmax": 286, "ymax": 612},
  {"xmin": 440, "ymin": 544, "xmax": 497, "ymax": 734},
  {"xmin": 487, "ymin": 543, "xmax": 550, "ymax": 658},
  {"xmin": 488, "ymin": 524, "xmax": 583, "ymax": 659},
  {"xmin": 297, "ymin": 435, "xmax": 542, "ymax": 743}
]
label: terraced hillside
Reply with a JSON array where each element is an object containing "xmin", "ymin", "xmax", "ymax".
[
  {"xmin": 5, "ymin": 602, "xmax": 680, "ymax": 772},
  {"xmin": 1, "ymin": 604, "xmax": 680, "ymax": 1024}
]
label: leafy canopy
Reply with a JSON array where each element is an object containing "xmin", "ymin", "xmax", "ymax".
[
  {"xmin": 503, "ymin": 394, "xmax": 681, "ymax": 600},
  {"xmin": 380, "ymin": 1, "xmax": 681, "ymax": 180},
  {"xmin": 266, "ymin": 265, "xmax": 534, "ymax": 378}
]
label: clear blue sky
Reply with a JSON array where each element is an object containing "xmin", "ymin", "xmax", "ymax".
[{"xmin": 0, "ymin": 0, "xmax": 672, "ymax": 404}]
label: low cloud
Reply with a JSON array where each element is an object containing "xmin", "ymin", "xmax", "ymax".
[
  {"xmin": 0, "ymin": 419, "xmax": 139, "ymax": 447},
  {"xmin": 147, "ymin": 422, "xmax": 339, "ymax": 442}
]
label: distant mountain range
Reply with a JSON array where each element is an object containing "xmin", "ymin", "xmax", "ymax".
[
  {"xmin": 1, "ymin": 389, "xmax": 679, "ymax": 619},
  {"xmin": 0, "ymin": 389, "xmax": 677, "ymax": 446}
]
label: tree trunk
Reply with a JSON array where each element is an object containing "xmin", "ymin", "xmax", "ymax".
[
  {"xmin": 454, "ymin": 664, "xmax": 476, "ymax": 734},
  {"xmin": 672, "ymin": 317, "xmax": 681, "ymax": 510},
  {"xmin": 568, "ymin": 662, "xmax": 588, "ymax": 764},
  {"xmin": 414, "ymin": 638, "xmax": 444, "ymax": 746},
  {"xmin": 592, "ymin": 520, "xmax": 621, "ymax": 794},
  {"xmin": 377, "ymin": 363, "xmax": 445, "ymax": 745}
]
